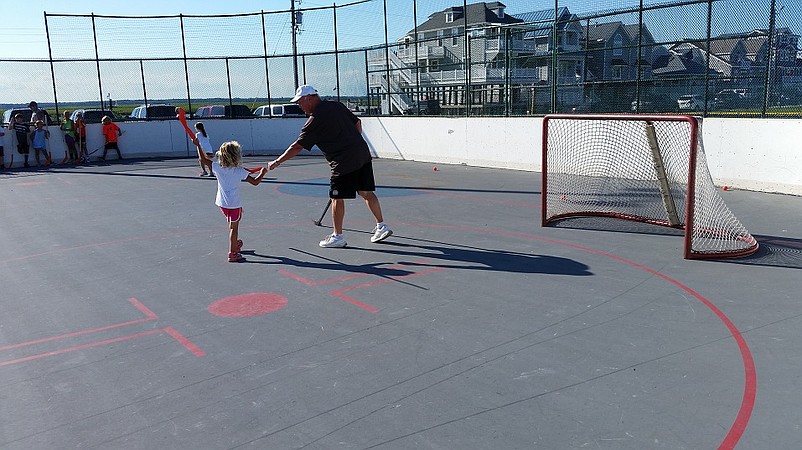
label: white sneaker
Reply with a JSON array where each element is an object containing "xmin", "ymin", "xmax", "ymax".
[
  {"xmin": 319, "ymin": 233, "xmax": 347, "ymax": 248},
  {"xmin": 370, "ymin": 224, "xmax": 393, "ymax": 243}
]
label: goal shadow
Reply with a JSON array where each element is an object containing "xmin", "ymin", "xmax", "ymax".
[
  {"xmin": 720, "ymin": 235, "xmax": 802, "ymax": 269},
  {"xmin": 549, "ymin": 218, "xmax": 802, "ymax": 269}
]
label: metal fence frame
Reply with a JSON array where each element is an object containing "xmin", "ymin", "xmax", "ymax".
[{"xmin": 1, "ymin": 0, "xmax": 797, "ymax": 120}]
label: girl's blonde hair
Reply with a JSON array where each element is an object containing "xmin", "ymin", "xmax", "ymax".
[{"xmin": 217, "ymin": 141, "xmax": 242, "ymax": 168}]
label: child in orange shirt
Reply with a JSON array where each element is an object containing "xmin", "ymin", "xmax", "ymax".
[{"xmin": 100, "ymin": 115, "xmax": 123, "ymax": 161}]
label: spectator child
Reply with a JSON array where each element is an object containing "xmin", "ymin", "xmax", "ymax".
[
  {"xmin": 100, "ymin": 115, "xmax": 122, "ymax": 161},
  {"xmin": 30, "ymin": 120, "xmax": 51, "ymax": 167},
  {"xmin": 74, "ymin": 112, "xmax": 88, "ymax": 162},
  {"xmin": 10, "ymin": 114, "xmax": 31, "ymax": 167},
  {"xmin": 60, "ymin": 111, "xmax": 78, "ymax": 164}
]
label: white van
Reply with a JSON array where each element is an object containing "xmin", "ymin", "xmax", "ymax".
[
  {"xmin": 253, "ymin": 104, "xmax": 306, "ymax": 118},
  {"xmin": 129, "ymin": 104, "xmax": 176, "ymax": 120}
]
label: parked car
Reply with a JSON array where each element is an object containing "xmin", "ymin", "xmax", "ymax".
[
  {"xmin": 69, "ymin": 109, "xmax": 116, "ymax": 124},
  {"xmin": 2, "ymin": 108, "xmax": 54, "ymax": 126},
  {"xmin": 195, "ymin": 104, "xmax": 254, "ymax": 119},
  {"xmin": 253, "ymin": 103, "xmax": 306, "ymax": 118},
  {"xmin": 677, "ymin": 94, "xmax": 708, "ymax": 111},
  {"xmin": 712, "ymin": 89, "xmax": 758, "ymax": 109},
  {"xmin": 129, "ymin": 104, "xmax": 176, "ymax": 120}
]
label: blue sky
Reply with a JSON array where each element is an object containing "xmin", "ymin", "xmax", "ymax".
[{"xmin": 5, "ymin": 0, "xmax": 796, "ymax": 60}]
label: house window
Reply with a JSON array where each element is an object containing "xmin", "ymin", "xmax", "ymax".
[
  {"xmin": 611, "ymin": 66, "xmax": 623, "ymax": 79},
  {"xmin": 430, "ymin": 60, "xmax": 439, "ymax": 71},
  {"xmin": 418, "ymin": 33, "xmax": 424, "ymax": 48},
  {"xmin": 613, "ymin": 34, "xmax": 623, "ymax": 56},
  {"xmin": 437, "ymin": 30, "xmax": 444, "ymax": 46},
  {"xmin": 446, "ymin": 12, "xmax": 454, "ymax": 23},
  {"xmin": 452, "ymin": 28, "xmax": 460, "ymax": 46}
]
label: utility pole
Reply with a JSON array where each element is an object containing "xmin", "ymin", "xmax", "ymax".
[{"xmin": 291, "ymin": 0, "xmax": 301, "ymax": 89}]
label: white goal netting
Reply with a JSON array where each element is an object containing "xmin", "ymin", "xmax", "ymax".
[{"xmin": 542, "ymin": 114, "xmax": 758, "ymax": 259}]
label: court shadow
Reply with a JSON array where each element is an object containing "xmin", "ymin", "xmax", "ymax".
[
  {"xmin": 358, "ymin": 241, "xmax": 592, "ymax": 276},
  {"xmin": 239, "ymin": 251, "xmax": 415, "ymax": 277}
]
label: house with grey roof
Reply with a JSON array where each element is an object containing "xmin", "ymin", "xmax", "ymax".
[
  {"xmin": 368, "ymin": 2, "xmax": 531, "ymax": 114},
  {"xmin": 366, "ymin": 2, "xmax": 585, "ymax": 115}
]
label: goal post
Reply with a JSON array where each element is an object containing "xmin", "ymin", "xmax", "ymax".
[{"xmin": 541, "ymin": 114, "xmax": 759, "ymax": 259}]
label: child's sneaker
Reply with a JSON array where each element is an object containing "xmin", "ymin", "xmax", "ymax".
[
  {"xmin": 236, "ymin": 240, "xmax": 243, "ymax": 252},
  {"xmin": 319, "ymin": 234, "xmax": 347, "ymax": 248},
  {"xmin": 370, "ymin": 223, "xmax": 393, "ymax": 243},
  {"xmin": 227, "ymin": 252, "xmax": 244, "ymax": 262}
]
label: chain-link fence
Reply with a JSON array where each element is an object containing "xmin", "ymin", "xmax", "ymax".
[{"xmin": 1, "ymin": 0, "xmax": 799, "ymax": 122}]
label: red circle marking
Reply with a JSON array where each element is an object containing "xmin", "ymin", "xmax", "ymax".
[{"xmin": 208, "ymin": 293, "xmax": 288, "ymax": 317}]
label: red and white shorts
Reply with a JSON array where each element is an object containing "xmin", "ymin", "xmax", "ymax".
[{"xmin": 219, "ymin": 207, "xmax": 242, "ymax": 223}]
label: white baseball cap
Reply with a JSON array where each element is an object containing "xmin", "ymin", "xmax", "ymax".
[{"xmin": 291, "ymin": 85, "xmax": 318, "ymax": 102}]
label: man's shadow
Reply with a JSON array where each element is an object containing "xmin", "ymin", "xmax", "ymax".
[
  {"xmin": 241, "ymin": 239, "xmax": 591, "ymax": 277},
  {"xmin": 369, "ymin": 241, "xmax": 592, "ymax": 276}
]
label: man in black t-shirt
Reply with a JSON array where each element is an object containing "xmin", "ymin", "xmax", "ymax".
[{"xmin": 268, "ymin": 85, "xmax": 392, "ymax": 248}]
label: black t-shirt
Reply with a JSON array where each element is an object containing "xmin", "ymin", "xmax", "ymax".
[{"xmin": 295, "ymin": 100, "xmax": 371, "ymax": 176}]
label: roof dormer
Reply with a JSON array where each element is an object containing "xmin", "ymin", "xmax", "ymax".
[
  {"xmin": 444, "ymin": 7, "xmax": 463, "ymax": 24},
  {"xmin": 488, "ymin": 2, "xmax": 507, "ymax": 19}
]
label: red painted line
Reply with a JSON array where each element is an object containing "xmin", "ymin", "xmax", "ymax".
[
  {"xmin": 15, "ymin": 181, "xmax": 47, "ymax": 186},
  {"xmin": 0, "ymin": 327, "xmax": 204, "ymax": 367},
  {"xmin": 0, "ymin": 298, "xmax": 157, "ymax": 352},
  {"xmin": 403, "ymin": 222, "xmax": 755, "ymax": 450},
  {"xmin": 0, "ymin": 328, "xmax": 164, "ymax": 367},
  {"xmin": 128, "ymin": 297, "xmax": 159, "ymax": 319},
  {"xmin": 330, "ymin": 267, "xmax": 445, "ymax": 312},
  {"xmin": 163, "ymin": 327, "xmax": 205, "ymax": 357}
]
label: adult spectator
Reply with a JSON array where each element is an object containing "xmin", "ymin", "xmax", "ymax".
[{"xmin": 28, "ymin": 101, "xmax": 47, "ymax": 124}]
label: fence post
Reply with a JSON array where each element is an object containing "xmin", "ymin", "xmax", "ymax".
[
  {"xmin": 463, "ymin": 0, "xmax": 470, "ymax": 117},
  {"xmin": 383, "ymin": 0, "xmax": 391, "ymax": 114},
  {"xmin": 762, "ymin": 0, "xmax": 777, "ymax": 116},
  {"xmin": 334, "ymin": 4, "xmax": 341, "ymax": 103},
  {"xmin": 43, "ymin": 12, "xmax": 61, "ymax": 119},
  {"xmin": 505, "ymin": 27, "xmax": 511, "ymax": 116},
  {"xmin": 261, "ymin": 10, "xmax": 272, "ymax": 104},
  {"xmin": 91, "ymin": 14, "xmax": 104, "ymax": 112},
  {"xmin": 413, "ymin": 0, "xmax": 420, "ymax": 115},
  {"xmin": 179, "ymin": 14, "xmax": 192, "ymax": 115},
  {"xmin": 140, "ymin": 60, "xmax": 148, "ymax": 110},
  {"xmin": 704, "ymin": 0, "xmax": 713, "ymax": 114},
  {"xmin": 226, "ymin": 58, "xmax": 233, "ymax": 111}
]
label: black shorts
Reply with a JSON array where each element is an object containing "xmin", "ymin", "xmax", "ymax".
[
  {"xmin": 330, "ymin": 161, "xmax": 376, "ymax": 199},
  {"xmin": 105, "ymin": 142, "xmax": 119, "ymax": 150}
]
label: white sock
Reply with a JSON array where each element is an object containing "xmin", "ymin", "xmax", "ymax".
[{"xmin": 376, "ymin": 222, "xmax": 385, "ymax": 228}]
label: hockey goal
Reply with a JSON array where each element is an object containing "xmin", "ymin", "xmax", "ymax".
[{"xmin": 541, "ymin": 114, "xmax": 758, "ymax": 259}]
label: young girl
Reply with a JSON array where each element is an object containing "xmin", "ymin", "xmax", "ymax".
[
  {"xmin": 30, "ymin": 120, "xmax": 51, "ymax": 167},
  {"xmin": 60, "ymin": 111, "xmax": 78, "ymax": 164},
  {"xmin": 197, "ymin": 140, "xmax": 267, "ymax": 262},
  {"xmin": 194, "ymin": 122, "xmax": 214, "ymax": 177},
  {"xmin": 74, "ymin": 112, "xmax": 88, "ymax": 163}
]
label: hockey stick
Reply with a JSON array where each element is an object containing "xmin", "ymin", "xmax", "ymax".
[
  {"xmin": 175, "ymin": 107, "xmax": 195, "ymax": 139},
  {"xmin": 178, "ymin": 108, "xmax": 263, "ymax": 174},
  {"xmin": 59, "ymin": 129, "xmax": 70, "ymax": 165},
  {"xmin": 7, "ymin": 129, "xmax": 14, "ymax": 169},
  {"xmin": 313, "ymin": 199, "xmax": 332, "ymax": 226}
]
